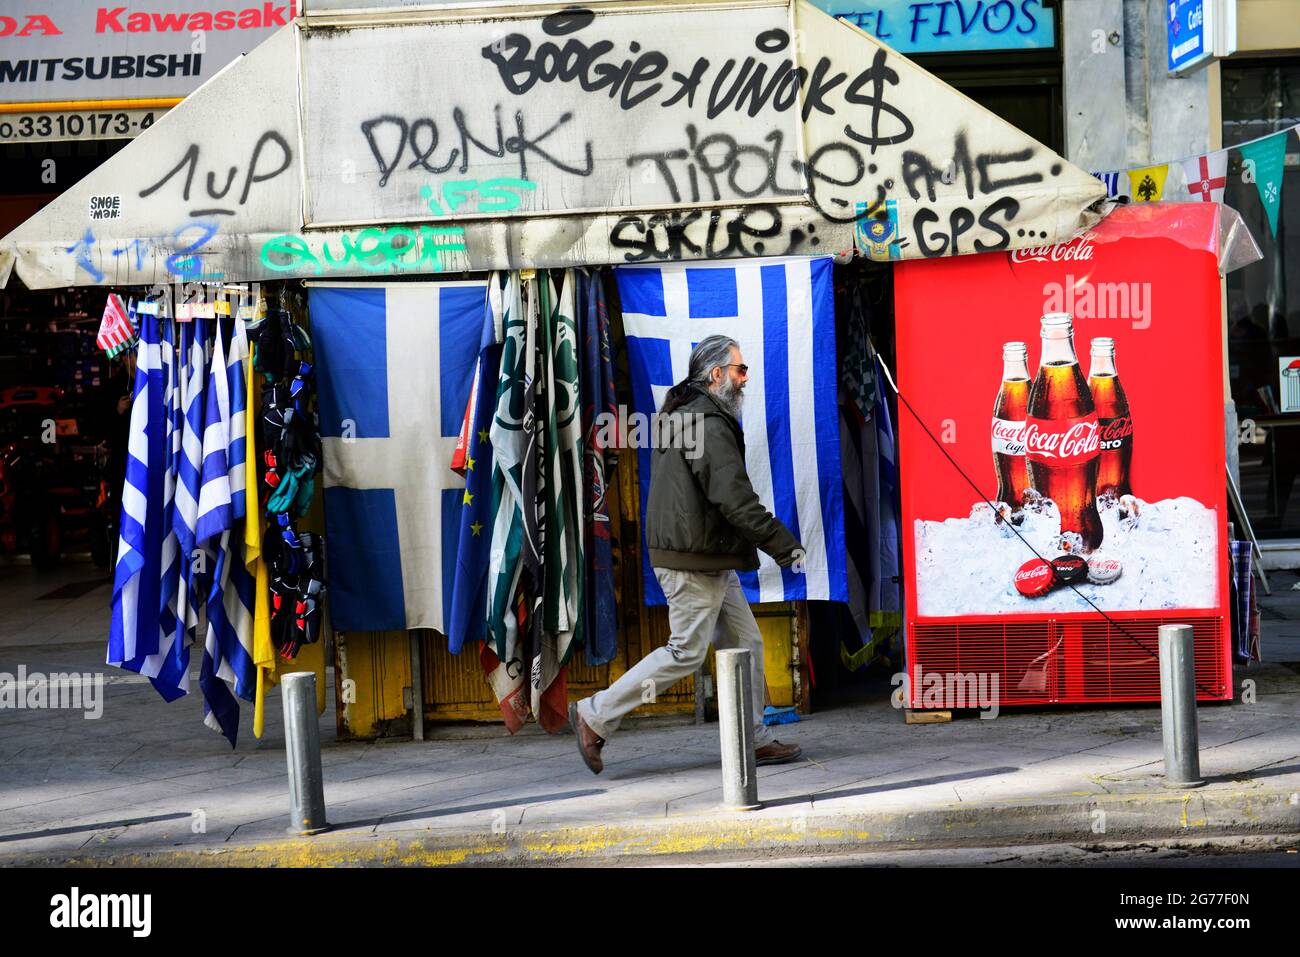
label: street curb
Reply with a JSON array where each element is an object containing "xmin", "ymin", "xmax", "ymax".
[{"xmin": 9, "ymin": 785, "xmax": 1300, "ymax": 867}]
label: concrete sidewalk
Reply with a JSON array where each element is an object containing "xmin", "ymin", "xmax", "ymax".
[{"xmin": 1, "ymin": 564, "xmax": 1299, "ymax": 866}]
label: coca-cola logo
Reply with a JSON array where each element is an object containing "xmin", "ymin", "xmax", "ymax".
[
  {"xmin": 1010, "ymin": 232, "xmax": 1097, "ymax": 264},
  {"xmin": 1014, "ymin": 563, "xmax": 1051, "ymax": 584},
  {"xmin": 991, "ymin": 420, "xmax": 1026, "ymax": 442},
  {"xmin": 991, "ymin": 417, "xmax": 1027, "ymax": 455},
  {"xmin": 1024, "ymin": 415, "xmax": 1101, "ymax": 465},
  {"xmin": 1098, "ymin": 416, "xmax": 1133, "ymax": 443}
]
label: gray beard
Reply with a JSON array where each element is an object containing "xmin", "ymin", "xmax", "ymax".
[{"xmin": 712, "ymin": 377, "xmax": 744, "ymax": 417}]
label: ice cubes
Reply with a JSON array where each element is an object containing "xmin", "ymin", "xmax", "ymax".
[
  {"xmin": 1057, "ymin": 531, "xmax": 1085, "ymax": 554},
  {"xmin": 1118, "ymin": 494, "xmax": 1143, "ymax": 532}
]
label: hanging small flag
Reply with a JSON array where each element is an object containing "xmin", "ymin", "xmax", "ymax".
[
  {"xmin": 1090, "ymin": 170, "xmax": 1126, "ymax": 200},
  {"xmin": 1180, "ymin": 149, "xmax": 1229, "ymax": 204},
  {"xmin": 1126, "ymin": 164, "xmax": 1169, "ymax": 203},
  {"xmin": 1238, "ymin": 131, "xmax": 1290, "ymax": 237},
  {"xmin": 97, "ymin": 293, "xmax": 137, "ymax": 358}
]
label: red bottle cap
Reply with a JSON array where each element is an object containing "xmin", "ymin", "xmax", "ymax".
[
  {"xmin": 1050, "ymin": 554, "xmax": 1088, "ymax": 585},
  {"xmin": 1014, "ymin": 558, "xmax": 1056, "ymax": 597}
]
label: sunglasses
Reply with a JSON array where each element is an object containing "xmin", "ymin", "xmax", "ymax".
[{"xmin": 723, "ymin": 363, "xmax": 749, "ymax": 375}]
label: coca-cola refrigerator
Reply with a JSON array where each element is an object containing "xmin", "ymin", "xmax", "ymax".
[{"xmin": 895, "ymin": 204, "xmax": 1232, "ymax": 708}]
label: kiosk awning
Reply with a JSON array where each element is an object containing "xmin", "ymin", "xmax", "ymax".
[{"xmin": 0, "ymin": 0, "xmax": 1107, "ymax": 289}]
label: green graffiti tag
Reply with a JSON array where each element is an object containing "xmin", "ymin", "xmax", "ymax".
[
  {"xmin": 259, "ymin": 225, "xmax": 466, "ymax": 274},
  {"xmin": 420, "ymin": 177, "xmax": 536, "ymax": 215}
]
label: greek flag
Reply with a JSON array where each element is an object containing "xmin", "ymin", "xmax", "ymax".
[
  {"xmin": 109, "ymin": 309, "xmax": 165, "ymax": 668},
  {"xmin": 109, "ymin": 304, "xmax": 192, "ymax": 700},
  {"xmin": 615, "ymin": 256, "xmax": 847, "ymax": 605},
  {"xmin": 149, "ymin": 319, "xmax": 209, "ymax": 700},
  {"xmin": 311, "ymin": 282, "xmax": 489, "ymax": 633},
  {"xmin": 197, "ymin": 320, "xmax": 256, "ymax": 746}
]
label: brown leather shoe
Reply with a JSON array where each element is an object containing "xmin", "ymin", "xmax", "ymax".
[
  {"xmin": 569, "ymin": 702, "xmax": 605, "ymax": 774},
  {"xmin": 755, "ymin": 740, "xmax": 802, "ymax": 766}
]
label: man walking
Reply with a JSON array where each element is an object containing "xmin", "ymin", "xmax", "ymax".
[{"xmin": 570, "ymin": 335, "xmax": 805, "ymax": 774}]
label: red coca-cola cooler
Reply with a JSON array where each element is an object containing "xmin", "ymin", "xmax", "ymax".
[{"xmin": 895, "ymin": 203, "xmax": 1233, "ymax": 708}]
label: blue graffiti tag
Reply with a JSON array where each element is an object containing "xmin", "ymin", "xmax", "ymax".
[
  {"xmin": 64, "ymin": 228, "xmax": 104, "ymax": 282},
  {"xmin": 165, "ymin": 219, "xmax": 219, "ymax": 278}
]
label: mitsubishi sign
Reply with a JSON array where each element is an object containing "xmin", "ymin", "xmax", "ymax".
[{"xmin": 0, "ymin": 2, "xmax": 296, "ymax": 106}]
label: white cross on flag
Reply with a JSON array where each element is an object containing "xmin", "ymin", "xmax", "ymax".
[
  {"xmin": 309, "ymin": 282, "xmax": 489, "ymax": 633},
  {"xmin": 1181, "ymin": 149, "xmax": 1229, "ymax": 204}
]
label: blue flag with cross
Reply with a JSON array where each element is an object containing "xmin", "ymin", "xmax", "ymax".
[
  {"xmin": 615, "ymin": 256, "xmax": 847, "ymax": 607},
  {"xmin": 309, "ymin": 282, "xmax": 489, "ymax": 634}
]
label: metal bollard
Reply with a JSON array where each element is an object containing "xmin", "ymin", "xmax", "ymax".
[
  {"xmin": 1158, "ymin": 624, "xmax": 1205, "ymax": 789},
  {"xmin": 283, "ymin": 671, "xmax": 331, "ymax": 834},
  {"xmin": 715, "ymin": 649, "xmax": 761, "ymax": 810}
]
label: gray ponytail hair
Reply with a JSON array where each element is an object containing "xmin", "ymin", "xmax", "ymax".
[{"xmin": 660, "ymin": 335, "xmax": 739, "ymax": 414}]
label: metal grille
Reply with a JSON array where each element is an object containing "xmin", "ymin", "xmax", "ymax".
[{"xmin": 908, "ymin": 615, "xmax": 1230, "ymax": 707}]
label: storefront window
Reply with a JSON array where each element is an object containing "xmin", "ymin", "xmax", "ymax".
[{"xmin": 1223, "ymin": 59, "xmax": 1300, "ymax": 536}]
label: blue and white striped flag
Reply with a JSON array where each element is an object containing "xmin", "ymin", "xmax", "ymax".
[
  {"xmin": 311, "ymin": 282, "xmax": 489, "ymax": 633},
  {"xmin": 149, "ymin": 318, "xmax": 208, "ymax": 701},
  {"xmin": 1090, "ymin": 170, "xmax": 1126, "ymax": 200},
  {"xmin": 615, "ymin": 256, "xmax": 847, "ymax": 605},
  {"xmin": 109, "ymin": 309, "xmax": 165, "ymax": 667},
  {"xmin": 197, "ymin": 319, "xmax": 256, "ymax": 745}
]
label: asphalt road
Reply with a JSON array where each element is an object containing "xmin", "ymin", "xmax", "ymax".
[{"xmin": 631, "ymin": 836, "xmax": 1300, "ymax": 867}]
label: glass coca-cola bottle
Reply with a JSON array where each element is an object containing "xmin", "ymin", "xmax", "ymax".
[
  {"xmin": 1025, "ymin": 313, "xmax": 1103, "ymax": 553},
  {"xmin": 992, "ymin": 342, "xmax": 1030, "ymax": 508},
  {"xmin": 1088, "ymin": 337, "xmax": 1133, "ymax": 500}
]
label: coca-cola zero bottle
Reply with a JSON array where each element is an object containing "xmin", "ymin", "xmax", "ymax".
[
  {"xmin": 1025, "ymin": 313, "xmax": 1103, "ymax": 553},
  {"xmin": 1087, "ymin": 337, "xmax": 1133, "ymax": 499},
  {"xmin": 992, "ymin": 342, "xmax": 1030, "ymax": 507}
]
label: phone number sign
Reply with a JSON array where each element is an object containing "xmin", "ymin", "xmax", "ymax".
[{"xmin": 0, "ymin": 108, "xmax": 164, "ymax": 143}]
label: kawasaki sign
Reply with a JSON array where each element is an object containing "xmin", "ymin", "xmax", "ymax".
[{"xmin": 0, "ymin": 2, "xmax": 296, "ymax": 105}]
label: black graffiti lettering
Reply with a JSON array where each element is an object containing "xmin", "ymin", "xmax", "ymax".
[
  {"xmin": 947, "ymin": 206, "xmax": 976, "ymax": 255},
  {"xmin": 239, "ymin": 130, "xmax": 293, "ymax": 205},
  {"xmin": 733, "ymin": 59, "xmax": 796, "ymax": 118},
  {"xmin": 625, "ymin": 148, "xmax": 688, "ymax": 202},
  {"xmin": 610, "ymin": 204, "xmax": 805, "ymax": 263},
  {"xmin": 707, "ymin": 205, "xmax": 782, "ymax": 258},
  {"xmin": 543, "ymin": 7, "xmax": 596, "ymax": 36},
  {"xmin": 140, "ymin": 143, "xmax": 198, "ymax": 201},
  {"xmin": 773, "ymin": 64, "xmax": 803, "ymax": 112},
  {"xmin": 407, "ymin": 118, "xmax": 457, "ymax": 174},
  {"xmin": 610, "ymin": 214, "xmax": 652, "ymax": 261},
  {"xmin": 690, "ymin": 126, "xmax": 725, "ymax": 201},
  {"xmin": 842, "ymin": 48, "xmax": 914, "ymax": 153},
  {"xmin": 361, "ymin": 115, "xmax": 408, "ymax": 188},
  {"xmin": 482, "ymin": 14, "xmax": 672, "ymax": 110},
  {"xmin": 914, "ymin": 208, "xmax": 947, "ymax": 257},
  {"xmin": 362, "ymin": 108, "xmax": 593, "ymax": 186},
  {"xmin": 800, "ymin": 57, "xmax": 847, "ymax": 121},
  {"xmin": 481, "ymin": 36, "xmax": 543, "ymax": 94},
  {"xmin": 621, "ymin": 49, "xmax": 667, "ymax": 108},
  {"xmin": 453, "ymin": 106, "xmax": 505, "ymax": 176},
  {"xmin": 801, "ymin": 141, "xmax": 868, "ymax": 224},
  {"xmin": 205, "ymin": 166, "xmax": 237, "ymax": 200},
  {"xmin": 901, "ymin": 150, "xmax": 939, "ymax": 203},
  {"xmin": 755, "ymin": 28, "xmax": 789, "ymax": 53},
  {"xmin": 974, "ymin": 196, "xmax": 1019, "ymax": 252},
  {"xmin": 138, "ymin": 131, "xmax": 290, "ymax": 215},
  {"xmin": 662, "ymin": 56, "xmax": 709, "ymax": 109},
  {"xmin": 655, "ymin": 210, "xmax": 702, "ymax": 259},
  {"xmin": 507, "ymin": 109, "xmax": 594, "ymax": 179},
  {"xmin": 706, "ymin": 58, "xmax": 753, "ymax": 119},
  {"xmin": 636, "ymin": 126, "xmax": 805, "ymax": 205},
  {"xmin": 977, "ymin": 147, "xmax": 1042, "ymax": 194},
  {"xmin": 911, "ymin": 197, "xmax": 1022, "ymax": 259},
  {"xmin": 728, "ymin": 131, "xmax": 794, "ymax": 198}
]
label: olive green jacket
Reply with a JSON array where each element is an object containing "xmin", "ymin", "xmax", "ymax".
[{"xmin": 645, "ymin": 387, "xmax": 802, "ymax": 572}]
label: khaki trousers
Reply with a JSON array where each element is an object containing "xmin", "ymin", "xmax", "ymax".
[{"xmin": 578, "ymin": 567, "xmax": 774, "ymax": 747}]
